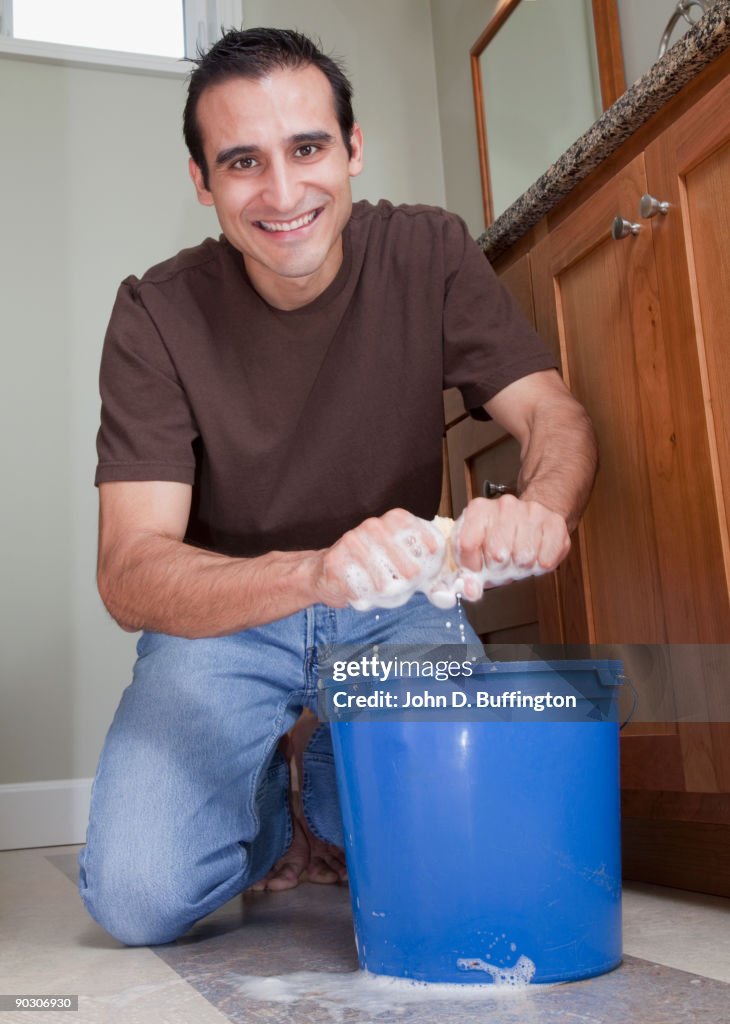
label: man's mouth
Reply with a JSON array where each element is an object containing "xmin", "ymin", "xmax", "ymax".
[{"xmin": 256, "ymin": 208, "xmax": 323, "ymax": 233}]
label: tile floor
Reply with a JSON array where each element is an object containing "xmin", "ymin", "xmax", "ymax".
[{"xmin": 0, "ymin": 845, "xmax": 728, "ymax": 1024}]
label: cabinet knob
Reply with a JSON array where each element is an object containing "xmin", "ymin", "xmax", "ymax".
[
  {"xmin": 639, "ymin": 193, "xmax": 670, "ymax": 218},
  {"xmin": 483, "ymin": 480, "xmax": 511, "ymax": 499},
  {"xmin": 612, "ymin": 216, "xmax": 641, "ymax": 240}
]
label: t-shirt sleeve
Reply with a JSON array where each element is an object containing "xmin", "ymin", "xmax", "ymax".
[
  {"xmin": 441, "ymin": 214, "xmax": 558, "ymax": 417},
  {"xmin": 94, "ymin": 278, "xmax": 198, "ymax": 486}
]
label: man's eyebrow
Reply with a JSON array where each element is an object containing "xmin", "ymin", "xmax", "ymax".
[
  {"xmin": 290, "ymin": 131, "xmax": 336, "ymax": 146},
  {"xmin": 215, "ymin": 144, "xmax": 258, "ymax": 166},
  {"xmin": 215, "ymin": 132, "xmax": 336, "ymax": 166}
]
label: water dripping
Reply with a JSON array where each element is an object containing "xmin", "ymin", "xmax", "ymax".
[{"xmin": 456, "ymin": 594, "xmax": 467, "ymax": 644}]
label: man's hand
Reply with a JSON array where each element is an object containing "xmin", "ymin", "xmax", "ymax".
[
  {"xmin": 454, "ymin": 495, "xmax": 571, "ymax": 600},
  {"xmin": 311, "ymin": 508, "xmax": 444, "ymax": 609}
]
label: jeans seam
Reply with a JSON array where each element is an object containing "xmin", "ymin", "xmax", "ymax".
[
  {"xmin": 77, "ymin": 720, "xmax": 115, "ymax": 902},
  {"xmin": 244, "ymin": 692, "xmax": 304, "ymax": 848},
  {"xmin": 300, "ymin": 772, "xmax": 329, "ymax": 844},
  {"xmin": 300, "ymin": 722, "xmax": 337, "ymax": 844},
  {"xmin": 272, "ymin": 755, "xmax": 293, "ymax": 855}
]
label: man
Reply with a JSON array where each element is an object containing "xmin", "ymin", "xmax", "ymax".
[{"xmin": 79, "ymin": 27, "xmax": 596, "ymax": 946}]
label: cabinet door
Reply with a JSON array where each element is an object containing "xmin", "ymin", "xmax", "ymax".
[
  {"xmin": 445, "ymin": 254, "xmax": 563, "ymax": 643},
  {"xmin": 644, "ymin": 71, "xmax": 730, "ymax": 637},
  {"xmin": 532, "ymin": 152, "xmax": 729, "ymax": 644},
  {"xmin": 631, "ymin": 74, "xmax": 730, "ymax": 896}
]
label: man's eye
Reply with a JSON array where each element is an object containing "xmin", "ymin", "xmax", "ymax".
[
  {"xmin": 233, "ymin": 157, "xmax": 257, "ymax": 170},
  {"xmin": 295, "ymin": 144, "xmax": 318, "ymax": 158}
]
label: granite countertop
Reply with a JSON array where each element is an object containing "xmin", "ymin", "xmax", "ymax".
[{"xmin": 477, "ymin": 0, "xmax": 730, "ymax": 262}]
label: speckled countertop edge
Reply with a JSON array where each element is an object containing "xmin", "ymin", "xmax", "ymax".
[{"xmin": 477, "ymin": 0, "xmax": 730, "ymax": 262}]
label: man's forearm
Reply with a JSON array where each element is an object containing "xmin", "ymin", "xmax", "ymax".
[
  {"xmin": 516, "ymin": 396, "xmax": 598, "ymax": 533},
  {"xmin": 98, "ymin": 536, "xmax": 323, "ymax": 638}
]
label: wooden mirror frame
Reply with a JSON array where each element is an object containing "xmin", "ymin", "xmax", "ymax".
[{"xmin": 471, "ymin": 0, "xmax": 626, "ymax": 226}]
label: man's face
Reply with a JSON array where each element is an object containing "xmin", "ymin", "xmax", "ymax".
[{"xmin": 189, "ymin": 65, "xmax": 364, "ymax": 309}]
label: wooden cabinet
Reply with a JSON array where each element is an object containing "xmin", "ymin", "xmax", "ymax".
[
  {"xmin": 508, "ymin": 66, "xmax": 730, "ymax": 896},
  {"xmin": 531, "ymin": 141, "xmax": 730, "ymax": 645},
  {"xmin": 441, "ymin": 59, "xmax": 730, "ymax": 895}
]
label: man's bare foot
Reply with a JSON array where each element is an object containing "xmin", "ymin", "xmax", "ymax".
[
  {"xmin": 250, "ymin": 711, "xmax": 348, "ymax": 892},
  {"xmin": 250, "ymin": 806, "xmax": 347, "ymax": 891}
]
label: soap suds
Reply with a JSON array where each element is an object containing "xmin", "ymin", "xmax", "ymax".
[
  {"xmin": 457, "ymin": 954, "xmax": 537, "ymax": 986},
  {"xmin": 349, "ymin": 513, "xmax": 548, "ymax": 612},
  {"xmin": 348, "ymin": 521, "xmax": 447, "ymax": 611},
  {"xmin": 225, "ymin": 966, "xmax": 548, "ymax": 1021}
]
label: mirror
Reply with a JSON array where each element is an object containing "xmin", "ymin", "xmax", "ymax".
[{"xmin": 471, "ymin": 0, "xmax": 625, "ymax": 225}]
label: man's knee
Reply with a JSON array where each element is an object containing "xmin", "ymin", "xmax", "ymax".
[
  {"xmin": 79, "ymin": 853, "xmax": 193, "ymax": 946},
  {"xmin": 80, "ymin": 881, "xmax": 186, "ymax": 946},
  {"xmin": 77, "ymin": 841, "xmax": 246, "ymax": 947}
]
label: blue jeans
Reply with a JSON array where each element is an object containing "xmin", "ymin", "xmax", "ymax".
[{"xmin": 78, "ymin": 595, "xmax": 479, "ymax": 945}]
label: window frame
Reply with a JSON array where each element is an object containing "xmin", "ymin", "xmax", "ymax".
[{"xmin": 0, "ymin": 0, "xmax": 244, "ymax": 76}]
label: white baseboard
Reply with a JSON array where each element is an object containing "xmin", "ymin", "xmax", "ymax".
[{"xmin": 0, "ymin": 778, "xmax": 92, "ymax": 850}]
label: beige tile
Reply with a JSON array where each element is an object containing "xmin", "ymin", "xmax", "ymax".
[
  {"xmin": 0, "ymin": 846, "xmax": 228, "ymax": 1024},
  {"xmin": 623, "ymin": 881, "xmax": 730, "ymax": 983}
]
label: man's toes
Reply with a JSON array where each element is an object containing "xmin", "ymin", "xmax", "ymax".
[
  {"xmin": 306, "ymin": 856, "xmax": 341, "ymax": 885},
  {"xmin": 250, "ymin": 852, "xmax": 306, "ymax": 892},
  {"xmin": 307, "ymin": 844, "xmax": 348, "ymax": 884},
  {"xmin": 264, "ymin": 861, "xmax": 306, "ymax": 892},
  {"xmin": 249, "ymin": 816, "xmax": 311, "ymax": 892}
]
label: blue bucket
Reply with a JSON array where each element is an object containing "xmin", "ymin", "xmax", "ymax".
[{"xmin": 325, "ymin": 659, "xmax": 623, "ymax": 985}]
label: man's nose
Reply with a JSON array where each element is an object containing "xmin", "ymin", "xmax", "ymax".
[{"xmin": 260, "ymin": 158, "xmax": 303, "ymax": 213}]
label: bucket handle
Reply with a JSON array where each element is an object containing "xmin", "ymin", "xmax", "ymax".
[{"xmin": 617, "ymin": 673, "xmax": 638, "ymax": 730}]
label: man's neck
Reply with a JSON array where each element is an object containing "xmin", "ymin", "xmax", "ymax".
[{"xmin": 243, "ymin": 238, "xmax": 344, "ymax": 311}]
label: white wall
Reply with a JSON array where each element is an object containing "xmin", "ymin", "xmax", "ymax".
[
  {"xmin": 0, "ymin": 58, "xmax": 214, "ymax": 790},
  {"xmin": 430, "ymin": 0, "xmax": 497, "ymax": 237},
  {"xmin": 0, "ymin": 1, "xmax": 444, "ymax": 807}
]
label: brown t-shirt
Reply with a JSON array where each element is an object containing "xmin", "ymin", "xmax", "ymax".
[{"xmin": 95, "ymin": 200, "xmax": 557, "ymax": 556}]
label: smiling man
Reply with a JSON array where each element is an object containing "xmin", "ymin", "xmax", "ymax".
[
  {"xmin": 78, "ymin": 28, "xmax": 597, "ymax": 947},
  {"xmin": 188, "ymin": 64, "xmax": 363, "ymax": 308}
]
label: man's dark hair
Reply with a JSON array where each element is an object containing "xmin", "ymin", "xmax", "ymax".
[{"xmin": 183, "ymin": 27, "xmax": 355, "ymax": 189}]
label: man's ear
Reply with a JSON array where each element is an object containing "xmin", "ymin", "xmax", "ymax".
[
  {"xmin": 189, "ymin": 158, "xmax": 215, "ymax": 206},
  {"xmin": 348, "ymin": 123, "xmax": 364, "ymax": 178}
]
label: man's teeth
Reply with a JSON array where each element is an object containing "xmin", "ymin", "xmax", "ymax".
[{"xmin": 258, "ymin": 210, "xmax": 319, "ymax": 232}]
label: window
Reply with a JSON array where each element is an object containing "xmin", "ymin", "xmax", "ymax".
[
  {"xmin": 0, "ymin": 0, "xmax": 244, "ymax": 72},
  {"xmin": 11, "ymin": 0, "xmax": 185, "ymax": 57}
]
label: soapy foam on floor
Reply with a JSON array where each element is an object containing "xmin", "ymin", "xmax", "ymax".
[
  {"xmin": 457, "ymin": 954, "xmax": 537, "ymax": 985},
  {"xmin": 226, "ymin": 965, "xmax": 548, "ymax": 1019}
]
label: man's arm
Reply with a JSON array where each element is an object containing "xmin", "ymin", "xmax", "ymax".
[
  {"xmin": 455, "ymin": 369, "xmax": 597, "ymax": 581},
  {"xmin": 97, "ymin": 481, "xmax": 440, "ymax": 638}
]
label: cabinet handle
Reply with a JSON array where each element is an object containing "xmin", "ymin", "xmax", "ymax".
[
  {"xmin": 612, "ymin": 216, "xmax": 641, "ymax": 240},
  {"xmin": 639, "ymin": 193, "xmax": 670, "ymax": 219},
  {"xmin": 483, "ymin": 480, "xmax": 512, "ymax": 499}
]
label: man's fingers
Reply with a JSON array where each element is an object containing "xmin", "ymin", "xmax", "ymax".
[
  {"xmin": 455, "ymin": 496, "xmax": 570, "ymax": 579},
  {"xmin": 460, "ymin": 572, "xmax": 484, "ymax": 602},
  {"xmin": 512, "ymin": 510, "xmax": 541, "ymax": 569},
  {"xmin": 457, "ymin": 495, "xmax": 518, "ymax": 571},
  {"xmin": 323, "ymin": 509, "xmax": 443, "ymax": 605},
  {"xmin": 537, "ymin": 514, "xmax": 571, "ymax": 569}
]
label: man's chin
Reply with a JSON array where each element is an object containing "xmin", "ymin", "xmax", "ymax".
[{"xmin": 244, "ymin": 240, "xmax": 340, "ymax": 281}]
